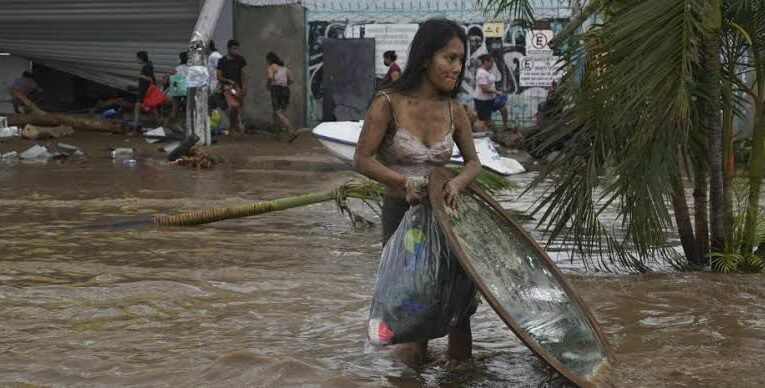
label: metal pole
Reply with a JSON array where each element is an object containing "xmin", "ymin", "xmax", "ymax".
[{"xmin": 186, "ymin": 0, "xmax": 226, "ymax": 146}]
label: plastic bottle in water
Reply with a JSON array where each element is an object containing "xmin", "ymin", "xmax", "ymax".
[{"xmin": 111, "ymin": 148, "xmax": 134, "ymax": 159}]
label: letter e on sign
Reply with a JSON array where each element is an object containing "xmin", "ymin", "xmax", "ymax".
[{"xmin": 533, "ymin": 32, "xmax": 548, "ymax": 50}]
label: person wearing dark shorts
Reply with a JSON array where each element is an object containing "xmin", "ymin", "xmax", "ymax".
[
  {"xmin": 473, "ymin": 54, "xmax": 504, "ymax": 129},
  {"xmin": 217, "ymin": 39, "xmax": 248, "ymax": 133},
  {"xmin": 266, "ymin": 52, "xmax": 297, "ymax": 142}
]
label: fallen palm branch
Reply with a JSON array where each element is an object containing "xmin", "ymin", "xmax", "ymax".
[{"xmin": 89, "ymin": 170, "xmax": 524, "ymax": 228}]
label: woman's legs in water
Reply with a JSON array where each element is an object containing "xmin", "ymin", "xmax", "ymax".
[
  {"xmin": 448, "ymin": 319, "xmax": 473, "ymax": 360},
  {"xmin": 133, "ymin": 102, "xmax": 143, "ymax": 131},
  {"xmin": 274, "ymin": 109, "xmax": 297, "ymax": 142}
]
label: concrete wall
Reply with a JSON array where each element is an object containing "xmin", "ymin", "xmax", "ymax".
[
  {"xmin": 235, "ymin": 3, "xmax": 307, "ymax": 128},
  {"xmin": 0, "ymin": 55, "xmax": 30, "ymax": 114}
]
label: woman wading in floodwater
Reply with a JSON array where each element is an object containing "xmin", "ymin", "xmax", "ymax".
[{"xmin": 353, "ymin": 19, "xmax": 482, "ymax": 365}]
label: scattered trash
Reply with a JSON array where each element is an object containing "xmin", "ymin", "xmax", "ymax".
[
  {"xmin": 167, "ymin": 134, "xmax": 200, "ymax": 162},
  {"xmin": 100, "ymin": 107, "xmax": 122, "ymax": 119},
  {"xmin": 58, "ymin": 143, "xmax": 77, "ymax": 153},
  {"xmin": 0, "ymin": 126, "xmax": 20, "ymax": 138},
  {"xmin": 171, "ymin": 148, "xmax": 217, "ymax": 169},
  {"xmin": 162, "ymin": 141, "xmax": 181, "ymax": 154},
  {"xmin": 111, "ymin": 147, "xmax": 134, "ymax": 159},
  {"xmin": 21, "ymin": 124, "xmax": 75, "ymax": 140},
  {"xmin": 0, "ymin": 116, "xmax": 7, "ymax": 128},
  {"xmin": 122, "ymin": 159, "xmax": 138, "ymax": 167},
  {"xmin": 20, "ymin": 145, "xmax": 53, "ymax": 160},
  {"xmin": 1, "ymin": 151, "xmax": 18, "ymax": 161},
  {"xmin": 144, "ymin": 127, "xmax": 166, "ymax": 144},
  {"xmin": 57, "ymin": 143, "xmax": 85, "ymax": 159}
]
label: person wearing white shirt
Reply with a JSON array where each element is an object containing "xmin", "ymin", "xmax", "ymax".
[
  {"xmin": 206, "ymin": 40, "xmax": 223, "ymax": 94},
  {"xmin": 472, "ymin": 54, "xmax": 508, "ymax": 130}
]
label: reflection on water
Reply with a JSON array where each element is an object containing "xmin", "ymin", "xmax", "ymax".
[
  {"xmin": 1, "ymin": 139, "xmax": 764, "ymax": 386},
  {"xmin": 447, "ymin": 194, "xmax": 607, "ymax": 383}
]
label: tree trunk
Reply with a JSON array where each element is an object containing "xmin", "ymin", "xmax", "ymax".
[
  {"xmin": 672, "ymin": 176, "xmax": 700, "ymax": 264},
  {"xmin": 8, "ymin": 113, "xmax": 124, "ymax": 134},
  {"xmin": 744, "ymin": 102, "xmax": 765, "ymax": 253},
  {"xmin": 722, "ymin": 85, "xmax": 735, "ymax": 245},
  {"xmin": 693, "ymin": 166, "xmax": 711, "ymax": 264},
  {"xmin": 9, "ymin": 89, "xmax": 124, "ymax": 133},
  {"xmin": 703, "ymin": 0, "xmax": 726, "ymax": 253},
  {"xmin": 151, "ymin": 190, "xmax": 339, "ymax": 226}
]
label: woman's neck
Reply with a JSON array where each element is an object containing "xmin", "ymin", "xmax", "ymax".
[{"xmin": 409, "ymin": 81, "xmax": 445, "ymax": 100}]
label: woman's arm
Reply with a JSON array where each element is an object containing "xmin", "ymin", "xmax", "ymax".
[
  {"xmin": 445, "ymin": 102, "xmax": 482, "ymax": 209},
  {"xmin": 480, "ymin": 83, "xmax": 497, "ymax": 94},
  {"xmin": 390, "ymin": 70, "xmax": 401, "ymax": 82},
  {"xmin": 353, "ymin": 95, "xmax": 408, "ymax": 192},
  {"xmin": 266, "ymin": 65, "xmax": 275, "ymax": 88},
  {"xmin": 287, "ymin": 69, "xmax": 294, "ymax": 86}
]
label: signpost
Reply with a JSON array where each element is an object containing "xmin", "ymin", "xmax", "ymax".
[{"xmin": 520, "ymin": 30, "xmax": 560, "ymax": 88}]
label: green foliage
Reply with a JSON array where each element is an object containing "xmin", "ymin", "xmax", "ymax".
[
  {"xmin": 477, "ymin": 0, "xmax": 535, "ymax": 23},
  {"xmin": 711, "ymin": 178, "xmax": 765, "ymax": 273}
]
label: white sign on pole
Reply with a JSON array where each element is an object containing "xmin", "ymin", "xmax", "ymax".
[
  {"xmin": 349, "ymin": 24, "xmax": 419, "ymax": 76},
  {"xmin": 520, "ymin": 30, "xmax": 559, "ymax": 87},
  {"xmin": 519, "ymin": 55, "xmax": 561, "ymax": 87},
  {"xmin": 525, "ymin": 30, "xmax": 554, "ymax": 55}
]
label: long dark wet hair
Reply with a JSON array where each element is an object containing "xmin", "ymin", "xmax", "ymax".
[
  {"xmin": 266, "ymin": 52, "xmax": 284, "ymax": 66},
  {"xmin": 383, "ymin": 19, "xmax": 467, "ymax": 99}
]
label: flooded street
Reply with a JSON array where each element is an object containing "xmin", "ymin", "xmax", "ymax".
[{"xmin": 1, "ymin": 135, "xmax": 764, "ymax": 387}]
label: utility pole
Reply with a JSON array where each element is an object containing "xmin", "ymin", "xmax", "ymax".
[{"xmin": 186, "ymin": 0, "xmax": 226, "ymax": 146}]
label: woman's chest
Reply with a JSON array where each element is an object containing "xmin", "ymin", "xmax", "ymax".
[{"xmin": 392, "ymin": 100, "xmax": 452, "ymax": 145}]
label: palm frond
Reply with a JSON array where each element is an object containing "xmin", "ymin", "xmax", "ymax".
[
  {"xmin": 476, "ymin": 0, "xmax": 535, "ymax": 25},
  {"xmin": 525, "ymin": 0, "xmax": 710, "ymax": 272}
]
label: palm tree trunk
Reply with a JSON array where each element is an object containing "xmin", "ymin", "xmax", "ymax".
[
  {"xmin": 672, "ymin": 176, "xmax": 700, "ymax": 264},
  {"xmin": 722, "ymin": 85, "xmax": 735, "ymax": 245},
  {"xmin": 703, "ymin": 0, "xmax": 726, "ymax": 253},
  {"xmin": 151, "ymin": 190, "xmax": 338, "ymax": 226},
  {"xmin": 744, "ymin": 102, "xmax": 765, "ymax": 253},
  {"xmin": 693, "ymin": 166, "xmax": 711, "ymax": 263}
]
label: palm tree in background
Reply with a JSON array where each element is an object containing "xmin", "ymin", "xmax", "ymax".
[{"xmin": 479, "ymin": 0, "xmax": 765, "ymax": 272}]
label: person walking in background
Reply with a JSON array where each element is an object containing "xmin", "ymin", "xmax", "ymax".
[
  {"xmin": 216, "ymin": 39, "xmax": 248, "ymax": 133},
  {"xmin": 10, "ymin": 71, "xmax": 43, "ymax": 113},
  {"xmin": 206, "ymin": 40, "xmax": 223, "ymax": 95},
  {"xmin": 380, "ymin": 50, "xmax": 401, "ymax": 88},
  {"xmin": 165, "ymin": 51, "xmax": 189, "ymax": 124},
  {"xmin": 132, "ymin": 50, "xmax": 157, "ymax": 131},
  {"xmin": 472, "ymin": 54, "xmax": 508, "ymax": 131},
  {"xmin": 266, "ymin": 52, "xmax": 297, "ymax": 142}
]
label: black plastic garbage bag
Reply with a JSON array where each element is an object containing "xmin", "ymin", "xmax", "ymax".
[{"xmin": 367, "ymin": 204, "xmax": 476, "ymax": 346}]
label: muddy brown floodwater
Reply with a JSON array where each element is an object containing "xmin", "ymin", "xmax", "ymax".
[{"xmin": 1, "ymin": 134, "xmax": 764, "ymax": 387}]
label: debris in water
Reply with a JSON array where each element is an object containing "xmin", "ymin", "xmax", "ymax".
[
  {"xmin": 144, "ymin": 127, "xmax": 166, "ymax": 144},
  {"xmin": 1, "ymin": 151, "xmax": 19, "ymax": 161},
  {"xmin": 170, "ymin": 148, "xmax": 217, "ymax": 169},
  {"xmin": 161, "ymin": 142, "xmax": 181, "ymax": 154},
  {"xmin": 0, "ymin": 126, "xmax": 20, "ymax": 139},
  {"xmin": 21, "ymin": 124, "xmax": 75, "ymax": 140},
  {"xmin": 20, "ymin": 145, "xmax": 53, "ymax": 160},
  {"xmin": 111, "ymin": 148, "xmax": 134, "ymax": 159}
]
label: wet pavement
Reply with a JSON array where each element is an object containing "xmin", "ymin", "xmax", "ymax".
[{"xmin": 1, "ymin": 133, "xmax": 764, "ymax": 386}]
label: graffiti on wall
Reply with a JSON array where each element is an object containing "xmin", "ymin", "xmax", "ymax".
[{"xmin": 307, "ymin": 20, "xmax": 564, "ymax": 124}]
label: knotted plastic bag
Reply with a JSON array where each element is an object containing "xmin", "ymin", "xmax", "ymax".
[{"xmin": 368, "ymin": 204, "xmax": 476, "ymax": 346}]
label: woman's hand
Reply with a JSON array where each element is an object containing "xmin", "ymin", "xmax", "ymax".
[
  {"xmin": 444, "ymin": 178, "xmax": 464, "ymax": 210},
  {"xmin": 405, "ymin": 176, "xmax": 428, "ymax": 205}
]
